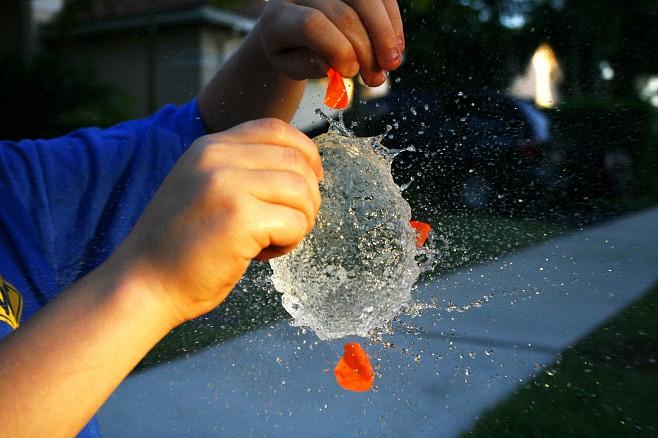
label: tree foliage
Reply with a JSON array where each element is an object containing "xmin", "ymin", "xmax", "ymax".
[
  {"xmin": 0, "ymin": 53, "xmax": 132, "ymax": 140},
  {"xmin": 397, "ymin": 0, "xmax": 657, "ymax": 96}
]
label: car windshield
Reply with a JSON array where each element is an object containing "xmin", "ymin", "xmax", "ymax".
[{"xmin": 4, "ymin": 0, "xmax": 657, "ymax": 436}]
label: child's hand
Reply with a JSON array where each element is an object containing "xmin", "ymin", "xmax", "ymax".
[
  {"xmin": 258, "ymin": 0, "xmax": 404, "ymax": 87},
  {"xmin": 116, "ymin": 119, "xmax": 322, "ymax": 324}
]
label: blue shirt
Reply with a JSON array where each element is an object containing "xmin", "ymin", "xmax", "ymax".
[{"xmin": 0, "ymin": 100, "xmax": 207, "ymax": 437}]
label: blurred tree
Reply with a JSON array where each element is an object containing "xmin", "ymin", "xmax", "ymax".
[
  {"xmin": 0, "ymin": 0, "xmax": 135, "ymax": 140},
  {"xmin": 0, "ymin": 0, "xmax": 36, "ymax": 62},
  {"xmin": 524, "ymin": 0, "xmax": 658, "ymax": 96},
  {"xmin": 397, "ymin": 0, "xmax": 519, "ymax": 91},
  {"xmin": 0, "ymin": 52, "xmax": 133, "ymax": 141},
  {"xmin": 397, "ymin": 0, "xmax": 657, "ymax": 97}
]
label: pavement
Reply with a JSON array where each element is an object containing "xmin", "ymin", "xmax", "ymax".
[{"xmin": 98, "ymin": 207, "xmax": 658, "ymax": 437}]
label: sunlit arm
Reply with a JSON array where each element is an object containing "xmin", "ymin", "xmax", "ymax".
[
  {"xmin": 0, "ymin": 118, "xmax": 323, "ymax": 436},
  {"xmin": 198, "ymin": 0, "xmax": 406, "ymax": 132},
  {"xmin": 198, "ymin": 21, "xmax": 307, "ymax": 132},
  {"xmin": 0, "ymin": 255, "xmax": 180, "ymax": 437}
]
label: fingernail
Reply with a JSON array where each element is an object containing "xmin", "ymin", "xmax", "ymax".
[{"xmin": 383, "ymin": 49, "xmax": 401, "ymax": 65}]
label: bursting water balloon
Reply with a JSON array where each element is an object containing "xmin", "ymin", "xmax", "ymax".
[{"xmin": 269, "ymin": 131, "xmax": 421, "ymax": 340}]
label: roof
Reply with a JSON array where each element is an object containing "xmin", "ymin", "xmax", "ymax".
[
  {"xmin": 65, "ymin": 0, "xmax": 263, "ymax": 22},
  {"xmin": 51, "ymin": 0, "xmax": 263, "ymax": 36}
]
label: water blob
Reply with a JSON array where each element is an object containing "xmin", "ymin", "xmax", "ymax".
[{"xmin": 269, "ymin": 129, "xmax": 421, "ymax": 340}]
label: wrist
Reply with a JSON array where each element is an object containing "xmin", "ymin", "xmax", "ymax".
[
  {"xmin": 98, "ymin": 251, "xmax": 187, "ymax": 334},
  {"xmin": 198, "ymin": 20, "xmax": 307, "ymax": 131}
]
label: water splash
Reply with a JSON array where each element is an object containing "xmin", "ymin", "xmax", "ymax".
[
  {"xmin": 270, "ymin": 114, "xmax": 422, "ymax": 340},
  {"xmin": 314, "ymin": 109, "xmax": 352, "ymax": 137}
]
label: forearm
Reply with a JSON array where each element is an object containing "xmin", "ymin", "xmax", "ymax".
[
  {"xmin": 0, "ymin": 254, "xmax": 178, "ymax": 436},
  {"xmin": 198, "ymin": 22, "xmax": 307, "ymax": 132}
]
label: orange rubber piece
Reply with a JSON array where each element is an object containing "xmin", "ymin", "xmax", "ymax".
[
  {"xmin": 410, "ymin": 221, "xmax": 432, "ymax": 248},
  {"xmin": 334, "ymin": 342, "xmax": 375, "ymax": 392},
  {"xmin": 324, "ymin": 68, "xmax": 349, "ymax": 110}
]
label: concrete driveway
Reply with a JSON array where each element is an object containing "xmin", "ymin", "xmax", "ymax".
[{"xmin": 98, "ymin": 207, "xmax": 658, "ymax": 437}]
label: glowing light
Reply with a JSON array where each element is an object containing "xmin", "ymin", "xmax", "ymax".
[
  {"xmin": 501, "ymin": 14, "xmax": 526, "ymax": 29},
  {"xmin": 532, "ymin": 43, "xmax": 560, "ymax": 108},
  {"xmin": 599, "ymin": 61, "xmax": 615, "ymax": 81},
  {"xmin": 638, "ymin": 76, "xmax": 658, "ymax": 108}
]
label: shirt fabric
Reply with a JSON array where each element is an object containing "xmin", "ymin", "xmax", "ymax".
[{"xmin": 0, "ymin": 99, "xmax": 207, "ymax": 437}]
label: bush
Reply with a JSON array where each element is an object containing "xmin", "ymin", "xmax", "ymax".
[
  {"xmin": 0, "ymin": 52, "xmax": 133, "ymax": 141},
  {"xmin": 549, "ymin": 97, "xmax": 658, "ymax": 198}
]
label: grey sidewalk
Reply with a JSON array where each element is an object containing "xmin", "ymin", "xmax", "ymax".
[{"xmin": 98, "ymin": 207, "xmax": 658, "ymax": 437}]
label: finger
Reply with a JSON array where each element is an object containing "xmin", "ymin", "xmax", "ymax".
[
  {"xmin": 298, "ymin": 0, "xmax": 386, "ymax": 86},
  {"xmin": 382, "ymin": 0, "xmax": 405, "ymax": 50},
  {"xmin": 211, "ymin": 144, "xmax": 322, "ymax": 213},
  {"xmin": 252, "ymin": 201, "xmax": 309, "ymax": 252},
  {"xmin": 215, "ymin": 118, "xmax": 324, "ymax": 180},
  {"xmin": 270, "ymin": 48, "xmax": 330, "ymax": 80},
  {"xmin": 343, "ymin": 0, "xmax": 401, "ymax": 72},
  {"xmin": 247, "ymin": 170, "xmax": 319, "ymax": 234},
  {"xmin": 254, "ymin": 244, "xmax": 297, "ymax": 261},
  {"xmin": 262, "ymin": 4, "xmax": 360, "ymax": 78}
]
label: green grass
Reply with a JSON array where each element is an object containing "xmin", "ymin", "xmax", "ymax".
[
  {"xmin": 466, "ymin": 284, "xmax": 658, "ymax": 437},
  {"xmin": 138, "ymin": 211, "xmax": 567, "ymax": 369},
  {"xmin": 422, "ymin": 213, "xmax": 566, "ymax": 277}
]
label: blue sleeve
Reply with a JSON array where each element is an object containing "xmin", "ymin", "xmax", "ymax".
[{"xmin": 0, "ymin": 100, "xmax": 207, "ymax": 288}]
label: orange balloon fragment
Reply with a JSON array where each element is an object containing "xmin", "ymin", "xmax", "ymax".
[
  {"xmin": 410, "ymin": 221, "xmax": 432, "ymax": 248},
  {"xmin": 334, "ymin": 342, "xmax": 375, "ymax": 392},
  {"xmin": 324, "ymin": 68, "xmax": 349, "ymax": 110}
]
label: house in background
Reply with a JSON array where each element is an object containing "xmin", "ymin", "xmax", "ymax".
[
  {"xmin": 36, "ymin": 0, "xmax": 337, "ymax": 131},
  {"xmin": 0, "ymin": 1, "xmax": 39, "ymax": 61}
]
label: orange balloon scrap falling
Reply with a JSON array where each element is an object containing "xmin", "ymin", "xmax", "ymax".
[
  {"xmin": 324, "ymin": 68, "xmax": 349, "ymax": 110},
  {"xmin": 410, "ymin": 221, "xmax": 432, "ymax": 248},
  {"xmin": 334, "ymin": 342, "xmax": 375, "ymax": 392}
]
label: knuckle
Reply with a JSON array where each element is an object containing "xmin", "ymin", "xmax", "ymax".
[
  {"xmin": 291, "ymin": 210, "xmax": 308, "ymax": 233},
  {"xmin": 335, "ymin": 44, "xmax": 357, "ymax": 68},
  {"xmin": 286, "ymin": 172, "xmax": 310, "ymax": 196},
  {"xmin": 301, "ymin": 10, "xmax": 326, "ymax": 37},
  {"xmin": 257, "ymin": 117, "xmax": 289, "ymax": 140},
  {"xmin": 224, "ymin": 187, "xmax": 251, "ymax": 223},
  {"xmin": 208, "ymin": 168, "xmax": 230, "ymax": 194},
  {"xmin": 196, "ymin": 144, "xmax": 227, "ymax": 170},
  {"xmin": 281, "ymin": 147, "xmax": 306, "ymax": 169},
  {"xmin": 219, "ymin": 192, "xmax": 241, "ymax": 218},
  {"xmin": 333, "ymin": 6, "xmax": 359, "ymax": 29}
]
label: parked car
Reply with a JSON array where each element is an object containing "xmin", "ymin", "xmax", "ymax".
[{"xmin": 307, "ymin": 90, "xmax": 562, "ymax": 212}]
